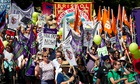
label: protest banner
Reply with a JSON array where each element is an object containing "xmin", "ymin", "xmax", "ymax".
[
  {"xmin": 37, "ymin": 14, "xmax": 46, "ymax": 27},
  {"xmin": 110, "ymin": 36, "xmax": 116, "ymax": 44},
  {"xmin": 8, "ymin": 14, "xmax": 19, "ymax": 30},
  {"xmin": 42, "ymin": 28, "xmax": 57, "ymax": 49},
  {"xmin": 83, "ymin": 21, "xmax": 93, "ymax": 29},
  {"xmin": 0, "ymin": 0, "xmax": 11, "ymax": 13},
  {"xmin": 83, "ymin": 27, "xmax": 94, "ymax": 48},
  {"xmin": 42, "ymin": 2, "xmax": 53, "ymax": 15},
  {"xmin": 63, "ymin": 36, "xmax": 77, "ymax": 66},
  {"xmin": 97, "ymin": 46, "xmax": 108, "ymax": 57},
  {"xmin": 6, "ymin": 28, "xmax": 16, "ymax": 36},
  {"xmin": 10, "ymin": 3, "xmax": 34, "ymax": 21},
  {"xmin": 54, "ymin": 2, "xmax": 92, "ymax": 25},
  {"xmin": 37, "ymin": 29, "xmax": 43, "ymax": 51}
]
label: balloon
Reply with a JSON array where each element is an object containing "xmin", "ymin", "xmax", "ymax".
[
  {"xmin": 57, "ymin": 32, "xmax": 61, "ymax": 36},
  {"xmin": 129, "ymin": 43, "xmax": 138, "ymax": 54},
  {"xmin": 133, "ymin": 50, "xmax": 140, "ymax": 59},
  {"xmin": 93, "ymin": 35, "xmax": 102, "ymax": 45},
  {"xmin": 32, "ymin": 12, "xmax": 39, "ymax": 24},
  {"xmin": 59, "ymin": 28, "xmax": 63, "ymax": 34},
  {"xmin": 3, "ymin": 41, "xmax": 9, "ymax": 48}
]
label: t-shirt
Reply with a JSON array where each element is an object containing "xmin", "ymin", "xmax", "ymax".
[
  {"xmin": 57, "ymin": 72, "xmax": 73, "ymax": 84},
  {"xmin": 124, "ymin": 72, "xmax": 137, "ymax": 83},
  {"xmin": 39, "ymin": 61, "xmax": 54, "ymax": 80},
  {"xmin": 107, "ymin": 69, "xmax": 121, "ymax": 84},
  {"xmin": 3, "ymin": 50, "xmax": 14, "ymax": 71},
  {"xmin": 96, "ymin": 66, "xmax": 109, "ymax": 84},
  {"xmin": 3, "ymin": 50, "xmax": 13, "ymax": 62}
]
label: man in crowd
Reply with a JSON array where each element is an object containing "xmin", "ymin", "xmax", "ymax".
[
  {"xmin": 96, "ymin": 55, "xmax": 111, "ymax": 84},
  {"xmin": 107, "ymin": 60, "xmax": 127, "ymax": 84}
]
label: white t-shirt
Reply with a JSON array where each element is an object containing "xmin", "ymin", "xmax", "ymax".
[{"xmin": 3, "ymin": 50, "xmax": 13, "ymax": 62}]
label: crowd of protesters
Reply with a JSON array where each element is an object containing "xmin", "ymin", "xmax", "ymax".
[{"xmin": 0, "ymin": 15, "xmax": 139, "ymax": 84}]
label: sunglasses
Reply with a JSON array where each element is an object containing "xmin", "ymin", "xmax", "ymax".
[{"xmin": 43, "ymin": 56, "xmax": 48, "ymax": 58}]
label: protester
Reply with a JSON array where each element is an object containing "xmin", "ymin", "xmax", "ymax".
[
  {"xmin": 57, "ymin": 61, "xmax": 76, "ymax": 84},
  {"xmin": 96, "ymin": 55, "xmax": 111, "ymax": 84},
  {"xmin": 124, "ymin": 63, "xmax": 137, "ymax": 84},
  {"xmin": 21, "ymin": 55, "xmax": 36, "ymax": 84},
  {"xmin": 0, "ymin": 3, "xmax": 139, "ymax": 84},
  {"xmin": 37, "ymin": 53, "xmax": 55, "ymax": 84},
  {"xmin": 107, "ymin": 60, "xmax": 127, "ymax": 84},
  {"xmin": 2, "ymin": 44, "xmax": 14, "ymax": 84}
]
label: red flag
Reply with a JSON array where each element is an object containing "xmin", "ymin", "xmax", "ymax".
[
  {"xmin": 73, "ymin": 5, "xmax": 82, "ymax": 35},
  {"xmin": 0, "ymin": 39, "xmax": 4, "ymax": 54}
]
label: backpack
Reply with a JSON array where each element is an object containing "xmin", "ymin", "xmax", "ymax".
[{"xmin": 135, "ymin": 74, "xmax": 140, "ymax": 84}]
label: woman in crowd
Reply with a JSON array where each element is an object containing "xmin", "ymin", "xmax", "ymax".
[
  {"xmin": 86, "ymin": 45, "xmax": 99, "ymax": 83},
  {"xmin": 2, "ymin": 44, "xmax": 14, "ymax": 84},
  {"xmin": 21, "ymin": 55, "xmax": 36, "ymax": 84},
  {"xmin": 57, "ymin": 60, "xmax": 76, "ymax": 84},
  {"xmin": 36, "ymin": 53, "xmax": 55, "ymax": 84}
]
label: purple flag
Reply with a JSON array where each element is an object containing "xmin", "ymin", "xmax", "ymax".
[
  {"xmin": 116, "ymin": 36, "xmax": 121, "ymax": 50},
  {"xmin": 100, "ymin": 39, "xmax": 106, "ymax": 47},
  {"xmin": 18, "ymin": 30, "xmax": 28, "ymax": 44},
  {"xmin": 0, "ymin": 10, "xmax": 6, "ymax": 31},
  {"xmin": 13, "ymin": 39, "xmax": 25, "ymax": 59},
  {"xmin": 132, "ymin": 9, "xmax": 140, "ymax": 46},
  {"xmin": 27, "ymin": 26, "xmax": 37, "ymax": 55},
  {"xmin": 126, "ymin": 34, "xmax": 131, "ymax": 46}
]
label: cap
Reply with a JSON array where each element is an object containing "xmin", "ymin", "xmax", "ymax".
[
  {"xmin": 119, "ymin": 57, "xmax": 126, "ymax": 62},
  {"xmin": 101, "ymin": 55, "xmax": 110, "ymax": 61}
]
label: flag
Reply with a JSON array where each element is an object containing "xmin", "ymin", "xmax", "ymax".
[
  {"xmin": 0, "ymin": 39, "xmax": 4, "ymax": 54},
  {"xmin": 111, "ymin": 9, "xmax": 117, "ymax": 35},
  {"xmin": 131, "ymin": 8, "xmax": 140, "ymax": 74},
  {"xmin": 126, "ymin": 33, "xmax": 131, "ymax": 46},
  {"xmin": 42, "ymin": 2, "xmax": 53, "ymax": 15},
  {"xmin": 100, "ymin": 53, "xmax": 104, "ymax": 67},
  {"xmin": 97, "ymin": 6, "xmax": 101, "ymax": 21},
  {"xmin": 27, "ymin": 26, "xmax": 37, "ymax": 55},
  {"xmin": 107, "ymin": 7, "xmax": 110, "ymax": 19},
  {"xmin": 0, "ymin": 10, "xmax": 6, "ymax": 31},
  {"xmin": 18, "ymin": 30, "xmax": 28, "ymax": 45},
  {"xmin": 122, "ymin": 7, "xmax": 130, "ymax": 28},
  {"xmin": 102, "ymin": 7, "xmax": 112, "ymax": 36},
  {"xmin": 100, "ymin": 38, "xmax": 106, "ymax": 47},
  {"xmin": 115, "ymin": 35, "xmax": 121, "ymax": 51},
  {"xmin": 13, "ymin": 39, "xmax": 25, "ymax": 60},
  {"xmin": 97, "ymin": 6, "xmax": 102, "ymax": 34},
  {"xmin": 74, "ymin": 5, "xmax": 82, "ymax": 35},
  {"xmin": 132, "ymin": 8, "xmax": 140, "ymax": 46},
  {"xmin": 24, "ymin": 53, "xmax": 33, "ymax": 75},
  {"xmin": 129, "ymin": 15, "xmax": 133, "ymax": 35},
  {"xmin": 117, "ymin": 4, "xmax": 122, "ymax": 31}
]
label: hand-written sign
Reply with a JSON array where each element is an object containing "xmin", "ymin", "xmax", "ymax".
[
  {"xmin": 42, "ymin": 28, "xmax": 57, "ymax": 48},
  {"xmin": 97, "ymin": 46, "xmax": 108, "ymax": 57}
]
